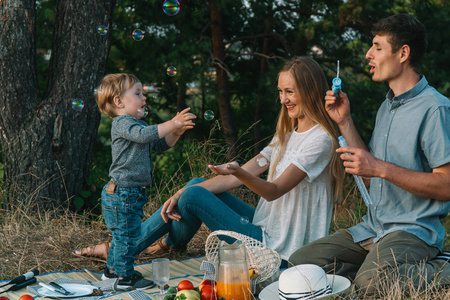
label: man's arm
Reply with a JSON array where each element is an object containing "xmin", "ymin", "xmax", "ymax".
[
  {"xmin": 325, "ymin": 89, "xmax": 370, "ymax": 185},
  {"xmin": 338, "ymin": 147, "xmax": 450, "ymax": 201},
  {"xmin": 378, "ymin": 161, "xmax": 450, "ymax": 201}
]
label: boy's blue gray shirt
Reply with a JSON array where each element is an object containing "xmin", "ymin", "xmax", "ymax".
[{"xmin": 109, "ymin": 115, "xmax": 171, "ymax": 188}]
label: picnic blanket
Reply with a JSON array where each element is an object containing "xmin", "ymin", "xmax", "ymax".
[{"xmin": 0, "ymin": 256, "xmax": 206, "ymax": 300}]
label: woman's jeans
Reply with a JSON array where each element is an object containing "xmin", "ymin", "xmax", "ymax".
[
  {"xmin": 136, "ymin": 178, "xmax": 263, "ymax": 254},
  {"xmin": 102, "ymin": 182, "xmax": 148, "ymax": 277}
]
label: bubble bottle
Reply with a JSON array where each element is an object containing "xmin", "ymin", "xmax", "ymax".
[
  {"xmin": 338, "ymin": 136, "xmax": 373, "ymax": 206},
  {"xmin": 332, "ymin": 60, "xmax": 342, "ymax": 97}
]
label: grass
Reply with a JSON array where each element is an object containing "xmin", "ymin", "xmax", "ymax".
[{"xmin": 1, "ymin": 135, "xmax": 450, "ymax": 299}]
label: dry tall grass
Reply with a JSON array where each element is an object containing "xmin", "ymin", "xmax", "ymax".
[{"xmin": 1, "ymin": 131, "xmax": 450, "ymax": 299}]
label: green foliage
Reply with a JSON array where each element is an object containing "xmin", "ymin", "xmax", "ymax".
[{"xmin": 18, "ymin": 0, "xmax": 450, "ymax": 213}]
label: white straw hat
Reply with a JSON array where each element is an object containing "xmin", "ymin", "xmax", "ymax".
[{"xmin": 259, "ymin": 264, "xmax": 351, "ymax": 300}]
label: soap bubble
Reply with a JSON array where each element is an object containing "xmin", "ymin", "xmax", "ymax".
[
  {"xmin": 97, "ymin": 25, "xmax": 108, "ymax": 35},
  {"xmin": 72, "ymin": 99, "xmax": 84, "ymax": 111},
  {"xmin": 138, "ymin": 107, "xmax": 149, "ymax": 118},
  {"xmin": 132, "ymin": 29, "xmax": 144, "ymax": 41},
  {"xmin": 204, "ymin": 110, "xmax": 214, "ymax": 121},
  {"xmin": 240, "ymin": 216, "xmax": 249, "ymax": 225},
  {"xmin": 163, "ymin": 0, "xmax": 180, "ymax": 16},
  {"xmin": 166, "ymin": 66, "xmax": 177, "ymax": 76}
]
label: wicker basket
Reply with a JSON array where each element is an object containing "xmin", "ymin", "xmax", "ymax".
[{"xmin": 205, "ymin": 230, "xmax": 281, "ymax": 284}]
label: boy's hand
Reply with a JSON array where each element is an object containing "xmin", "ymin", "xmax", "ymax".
[
  {"xmin": 172, "ymin": 126, "xmax": 189, "ymax": 137},
  {"xmin": 172, "ymin": 107, "xmax": 196, "ymax": 131}
]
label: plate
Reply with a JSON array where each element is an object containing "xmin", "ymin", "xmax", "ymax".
[
  {"xmin": 258, "ymin": 281, "xmax": 278, "ymax": 300},
  {"xmin": 37, "ymin": 283, "xmax": 96, "ymax": 298}
]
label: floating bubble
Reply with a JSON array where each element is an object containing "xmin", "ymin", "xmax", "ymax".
[
  {"xmin": 163, "ymin": 0, "xmax": 180, "ymax": 16},
  {"xmin": 204, "ymin": 110, "xmax": 214, "ymax": 121},
  {"xmin": 72, "ymin": 99, "xmax": 84, "ymax": 111},
  {"xmin": 132, "ymin": 29, "xmax": 144, "ymax": 41},
  {"xmin": 137, "ymin": 107, "xmax": 149, "ymax": 118},
  {"xmin": 240, "ymin": 216, "xmax": 249, "ymax": 225},
  {"xmin": 166, "ymin": 66, "xmax": 177, "ymax": 76},
  {"xmin": 97, "ymin": 25, "xmax": 108, "ymax": 35}
]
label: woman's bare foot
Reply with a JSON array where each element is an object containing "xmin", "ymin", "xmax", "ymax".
[{"xmin": 74, "ymin": 242, "xmax": 110, "ymax": 260}]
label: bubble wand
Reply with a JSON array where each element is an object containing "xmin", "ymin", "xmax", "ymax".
[
  {"xmin": 332, "ymin": 60, "xmax": 342, "ymax": 97},
  {"xmin": 338, "ymin": 136, "xmax": 373, "ymax": 206}
]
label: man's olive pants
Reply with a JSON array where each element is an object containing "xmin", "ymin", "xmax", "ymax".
[{"xmin": 289, "ymin": 229, "xmax": 450, "ymax": 295}]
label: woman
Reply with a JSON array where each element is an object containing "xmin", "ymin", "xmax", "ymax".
[{"xmin": 75, "ymin": 57, "xmax": 343, "ymax": 268}]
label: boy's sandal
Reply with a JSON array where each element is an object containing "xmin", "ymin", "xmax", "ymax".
[{"xmin": 74, "ymin": 242, "xmax": 110, "ymax": 260}]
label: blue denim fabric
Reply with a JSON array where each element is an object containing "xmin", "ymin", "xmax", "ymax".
[
  {"xmin": 135, "ymin": 178, "xmax": 263, "ymax": 253},
  {"xmin": 102, "ymin": 182, "xmax": 148, "ymax": 277}
]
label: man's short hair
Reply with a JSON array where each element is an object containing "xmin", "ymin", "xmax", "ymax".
[{"xmin": 372, "ymin": 14, "xmax": 427, "ymax": 73}]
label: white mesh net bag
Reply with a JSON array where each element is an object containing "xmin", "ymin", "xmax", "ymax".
[{"xmin": 205, "ymin": 230, "xmax": 281, "ymax": 284}]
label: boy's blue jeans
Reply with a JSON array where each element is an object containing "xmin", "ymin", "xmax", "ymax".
[
  {"xmin": 102, "ymin": 181, "xmax": 148, "ymax": 278},
  {"xmin": 135, "ymin": 178, "xmax": 263, "ymax": 254}
]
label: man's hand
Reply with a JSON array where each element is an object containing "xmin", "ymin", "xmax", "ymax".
[
  {"xmin": 337, "ymin": 146, "xmax": 383, "ymax": 178},
  {"xmin": 325, "ymin": 90, "xmax": 351, "ymax": 126}
]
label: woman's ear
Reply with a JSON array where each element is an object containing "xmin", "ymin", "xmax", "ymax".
[{"xmin": 113, "ymin": 95, "xmax": 123, "ymax": 108}]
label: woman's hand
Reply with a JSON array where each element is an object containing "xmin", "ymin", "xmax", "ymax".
[
  {"xmin": 161, "ymin": 188, "xmax": 185, "ymax": 223},
  {"xmin": 208, "ymin": 161, "xmax": 240, "ymax": 175}
]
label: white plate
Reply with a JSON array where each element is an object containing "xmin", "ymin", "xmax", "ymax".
[
  {"xmin": 37, "ymin": 283, "xmax": 96, "ymax": 298},
  {"xmin": 258, "ymin": 281, "xmax": 278, "ymax": 300}
]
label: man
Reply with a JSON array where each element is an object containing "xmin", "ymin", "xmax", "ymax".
[{"xmin": 289, "ymin": 13, "xmax": 450, "ymax": 295}]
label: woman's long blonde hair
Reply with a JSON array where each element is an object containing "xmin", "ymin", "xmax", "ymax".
[{"xmin": 269, "ymin": 57, "xmax": 343, "ymax": 203}]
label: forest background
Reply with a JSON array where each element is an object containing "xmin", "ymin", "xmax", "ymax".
[
  {"xmin": 1, "ymin": 0, "xmax": 450, "ymax": 289},
  {"xmin": 2, "ymin": 0, "xmax": 450, "ymax": 212}
]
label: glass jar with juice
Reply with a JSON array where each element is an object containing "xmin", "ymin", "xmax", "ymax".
[{"xmin": 216, "ymin": 241, "xmax": 252, "ymax": 300}]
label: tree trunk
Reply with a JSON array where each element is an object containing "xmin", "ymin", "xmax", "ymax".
[
  {"xmin": 254, "ymin": 13, "xmax": 273, "ymax": 156},
  {"xmin": 0, "ymin": 0, "xmax": 115, "ymax": 209},
  {"xmin": 207, "ymin": 0, "xmax": 238, "ymax": 159}
]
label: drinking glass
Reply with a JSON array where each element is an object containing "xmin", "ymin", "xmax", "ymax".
[{"xmin": 153, "ymin": 258, "xmax": 170, "ymax": 299}]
